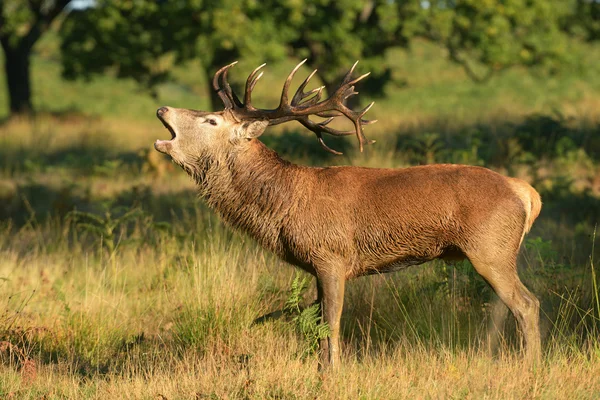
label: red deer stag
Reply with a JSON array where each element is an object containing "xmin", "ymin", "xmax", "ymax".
[{"xmin": 154, "ymin": 60, "xmax": 542, "ymax": 368}]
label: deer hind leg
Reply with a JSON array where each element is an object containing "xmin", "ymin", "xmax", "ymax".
[
  {"xmin": 486, "ymin": 296, "xmax": 509, "ymax": 355},
  {"xmin": 468, "ymin": 250, "xmax": 541, "ymax": 363}
]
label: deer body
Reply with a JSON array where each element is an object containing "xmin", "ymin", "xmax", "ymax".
[{"xmin": 154, "ymin": 61, "xmax": 542, "ymax": 369}]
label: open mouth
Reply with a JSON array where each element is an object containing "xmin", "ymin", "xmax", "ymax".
[
  {"xmin": 155, "ymin": 112, "xmax": 176, "ymax": 154},
  {"xmin": 158, "ymin": 115, "xmax": 176, "ymax": 140}
]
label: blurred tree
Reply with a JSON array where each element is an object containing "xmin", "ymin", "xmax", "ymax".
[
  {"xmin": 60, "ymin": 0, "xmax": 290, "ymax": 110},
  {"xmin": 261, "ymin": 0, "xmax": 422, "ymax": 103},
  {"xmin": 420, "ymin": 0, "xmax": 574, "ymax": 82},
  {"xmin": 0, "ymin": 0, "xmax": 72, "ymax": 116},
  {"xmin": 59, "ymin": 0, "xmax": 584, "ymax": 112},
  {"xmin": 564, "ymin": 0, "xmax": 600, "ymax": 41},
  {"xmin": 60, "ymin": 0, "xmax": 422, "ymax": 110}
]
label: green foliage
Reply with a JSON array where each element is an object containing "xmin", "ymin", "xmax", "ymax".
[
  {"xmin": 422, "ymin": 0, "xmax": 575, "ymax": 81},
  {"xmin": 283, "ymin": 274, "xmax": 311, "ymax": 316},
  {"xmin": 284, "ymin": 275, "xmax": 330, "ymax": 357},
  {"xmin": 0, "ymin": 0, "xmax": 37, "ymax": 47},
  {"xmin": 2, "ymin": 6, "xmax": 600, "ymax": 392},
  {"xmin": 56, "ymin": 0, "xmax": 592, "ymax": 112},
  {"xmin": 58, "ymin": 0, "xmax": 421, "ymax": 102},
  {"xmin": 0, "ymin": 0, "xmax": 70, "ymax": 48},
  {"xmin": 525, "ymin": 236, "xmax": 558, "ymax": 265},
  {"xmin": 172, "ymin": 305, "xmax": 227, "ymax": 351},
  {"xmin": 406, "ymin": 132, "xmax": 447, "ymax": 164},
  {"xmin": 591, "ymin": 226, "xmax": 600, "ymax": 324},
  {"xmin": 67, "ymin": 205, "xmax": 144, "ymax": 255},
  {"xmin": 0, "ymin": 0, "xmax": 71, "ymax": 114},
  {"xmin": 60, "ymin": 0, "xmax": 289, "ymax": 101},
  {"xmin": 295, "ymin": 303, "xmax": 331, "ymax": 357},
  {"xmin": 565, "ymin": 0, "xmax": 600, "ymax": 41},
  {"xmin": 260, "ymin": 0, "xmax": 423, "ymax": 96},
  {"xmin": 60, "ymin": 0, "xmax": 195, "ymax": 93}
]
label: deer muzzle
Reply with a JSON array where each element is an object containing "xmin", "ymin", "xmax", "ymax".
[{"xmin": 155, "ymin": 106, "xmax": 176, "ymax": 154}]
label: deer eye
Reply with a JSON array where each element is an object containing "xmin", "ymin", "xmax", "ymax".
[{"xmin": 206, "ymin": 118, "xmax": 217, "ymax": 126}]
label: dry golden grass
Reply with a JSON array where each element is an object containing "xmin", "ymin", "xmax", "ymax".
[
  {"xmin": 2, "ymin": 345, "xmax": 600, "ymax": 399},
  {"xmin": 1, "ymin": 211, "xmax": 599, "ymax": 399}
]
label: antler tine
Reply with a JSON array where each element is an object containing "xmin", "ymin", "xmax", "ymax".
[
  {"xmin": 296, "ymin": 86, "xmax": 325, "ymax": 107},
  {"xmin": 297, "ymin": 119, "xmax": 343, "ymax": 155},
  {"xmin": 355, "ymin": 123, "xmax": 377, "ymax": 152},
  {"xmin": 274, "ymin": 113, "xmax": 355, "ymax": 138},
  {"xmin": 279, "ymin": 59, "xmax": 307, "ymax": 108},
  {"xmin": 362, "ymin": 119, "xmax": 378, "ymax": 125},
  {"xmin": 317, "ymin": 135, "xmax": 344, "ymax": 155},
  {"xmin": 341, "ymin": 60, "xmax": 359, "ymax": 84},
  {"xmin": 314, "ymin": 122, "xmax": 355, "ymax": 137},
  {"xmin": 221, "ymin": 66, "xmax": 244, "ymax": 108},
  {"xmin": 285, "ymin": 61, "xmax": 376, "ymax": 152},
  {"xmin": 318, "ymin": 117, "xmax": 336, "ymax": 126},
  {"xmin": 348, "ymin": 102, "xmax": 377, "ymax": 152},
  {"xmin": 291, "ymin": 69, "xmax": 318, "ymax": 105},
  {"xmin": 212, "ymin": 62, "xmax": 236, "ymax": 90},
  {"xmin": 251, "ymin": 72, "xmax": 264, "ymax": 91},
  {"xmin": 244, "ymin": 63, "xmax": 266, "ymax": 110},
  {"xmin": 212, "ymin": 61, "xmax": 238, "ymax": 109},
  {"xmin": 342, "ymin": 86, "xmax": 358, "ymax": 101},
  {"xmin": 359, "ymin": 101, "xmax": 375, "ymax": 118},
  {"xmin": 346, "ymin": 72, "xmax": 371, "ymax": 88}
]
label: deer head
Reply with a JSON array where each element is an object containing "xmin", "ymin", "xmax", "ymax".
[{"xmin": 154, "ymin": 59, "xmax": 376, "ymax": 168}]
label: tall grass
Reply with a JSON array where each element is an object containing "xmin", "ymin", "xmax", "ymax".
[{"xmin": 1, "ymin": 205, "xmax": 599, "ymax": 398}]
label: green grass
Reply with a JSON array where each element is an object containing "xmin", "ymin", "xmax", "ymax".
[{"xmin": 1, "ymin": 31, "xmax": 600, "ymax": 399}]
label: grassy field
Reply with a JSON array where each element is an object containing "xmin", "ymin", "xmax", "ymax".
[{"xmin": 1, "ymin": 35, "xmax": 600, "ymax": 399}]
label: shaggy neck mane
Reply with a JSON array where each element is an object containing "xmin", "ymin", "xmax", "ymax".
[{"xmin": 186, "ymin": 140, "xmax": 307, "ymax": 253}]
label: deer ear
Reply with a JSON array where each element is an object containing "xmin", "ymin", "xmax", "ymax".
[{"xmin": 239, "ymin": 120, "xmax": 269, "ymax": 139}]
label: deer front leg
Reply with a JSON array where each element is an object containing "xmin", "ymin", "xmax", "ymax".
[
  {"xmin": 316, "ymin": 280, "xmax": 328, "ymax": 364},
  {"xmin": 316, "ymin": 272, "xmax": 346, "ymax": 370}
]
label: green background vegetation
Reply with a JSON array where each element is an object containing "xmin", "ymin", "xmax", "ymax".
[{"xmin": 1, "ymin": 1, "xmax": 600, "ymax": 398}]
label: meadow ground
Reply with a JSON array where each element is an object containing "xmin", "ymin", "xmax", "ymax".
[{"xmin": 1, "ymin": 38, "xmax": 600, "ymax": 399}]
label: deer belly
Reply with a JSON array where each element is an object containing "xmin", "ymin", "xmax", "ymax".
[{"xmin": 363, "ymin": 257, "xmax": 430, "ymax": 276}]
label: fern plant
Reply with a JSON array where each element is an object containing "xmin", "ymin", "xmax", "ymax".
[
  {"xmin": 67, "ymin": 205, "xmax": 144, "ymax": 257},
  {"xmin": 408, "ymin": 132, "xmax": 447, "ymax": 164},
  {"xmin": 284, "ymin": 274, "xmax": 330, "ymax": 358},
  {"xmin": 284, "ymin": 275, "xmax": 311, "ymax": 315}
]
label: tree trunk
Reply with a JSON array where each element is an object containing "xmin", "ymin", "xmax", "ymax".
[
  {"xmin": 0, "ymin": 0, "xmax": 70, "ymax": 117},
  {"xmin": 3, "ymin": 44, "xmax": 33, "ymax": 115}
]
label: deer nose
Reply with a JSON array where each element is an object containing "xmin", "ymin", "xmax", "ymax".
[{"xmin": 157, "ymin": 106, "xmax": 169, "ymax": 118}]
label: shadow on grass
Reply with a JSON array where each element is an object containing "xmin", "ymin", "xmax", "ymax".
[
  {"xmin": 0, "ymin": 144, "xmax": 148, "ymax": 176},
  {"xmin": 389, "ymin": 111, "xmax": 600, "ymax": 167},
  {"xmin": 0, "ymin": 327, "xmax": 165, "ymax": 378},
  {"xmin": 0, "ymin": 107, "xmax": 99, "ymax": 126},
  {"xmin": 0, "ymin": 181, "xmax": 202, "ymax": 226}
]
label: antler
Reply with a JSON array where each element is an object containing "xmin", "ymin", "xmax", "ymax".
[{"xmin": 211, "ymin": 59, "xmax": 377, "ymax": 154}]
